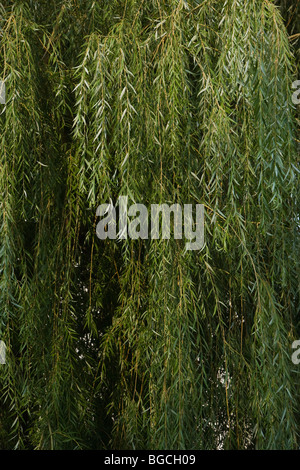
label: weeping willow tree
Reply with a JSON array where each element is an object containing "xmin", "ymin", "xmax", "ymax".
[{"xmin": 0, "ymin": 0, "xmax": 299, "ymax": 450}]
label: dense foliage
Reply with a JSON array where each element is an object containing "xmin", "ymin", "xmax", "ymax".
[{"xmin": 0, "ymin": 0, "xmax": 299, "ymax": 450}]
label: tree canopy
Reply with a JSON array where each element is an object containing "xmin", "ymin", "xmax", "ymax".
[{"xmin": 0, "ymin": 0, "xmax": 299, "ymax": 450}]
